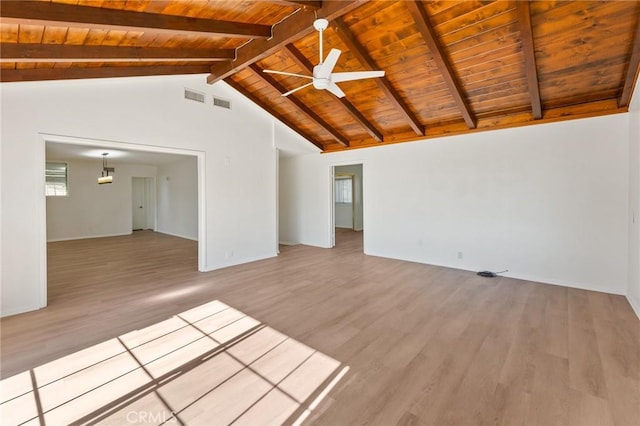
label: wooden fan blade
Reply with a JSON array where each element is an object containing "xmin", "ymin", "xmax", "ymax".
[{"xmin": 331, "ymin": 70, "xmax": 385, "ymax": 83}]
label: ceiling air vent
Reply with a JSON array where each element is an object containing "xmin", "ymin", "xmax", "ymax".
[
  {"xmin": 184, "ymin": 88, "xmax": 205, "ymax": 103},
  {"xmin": 213, "ymin": 97, "xmax": 231, "ymax": 110}
]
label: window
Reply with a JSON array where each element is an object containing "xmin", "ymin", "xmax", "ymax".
[
  {"xmin": 46, "ymin": 162, "xmax": 68, "ymax": 196},
  {"xmin": 335, "ymin": 176, "xmax": 353, "ymax": 203}
]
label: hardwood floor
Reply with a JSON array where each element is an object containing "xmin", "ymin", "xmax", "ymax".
[{"xmin": 1, "ymin": 229, "xmax": 639, "ymax": 425}]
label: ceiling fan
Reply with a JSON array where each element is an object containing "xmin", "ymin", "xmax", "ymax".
[{"xmin": 263, "ymin": 18, "xmax": 385, "ymax": 98}]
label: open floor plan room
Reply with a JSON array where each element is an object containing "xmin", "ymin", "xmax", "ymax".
[
  {"xmin": 1, "ymin": 1, "xmax": 639, "ymax": 424},
  {"xmin": 1, "ymin": 231, "xmax": 638, "ymax": 425}
]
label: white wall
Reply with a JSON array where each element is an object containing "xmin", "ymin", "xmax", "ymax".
[
  {"xmin": 157, "ymin": 156, "xmax": 198, "ymax": 240},
  {"xmin": 335, "ymin": 198, "xmax": 353, "ymax": 229},
  {"xmin": 46, "ymin": 160, "xmax": 156, "ymax": 241},
  {"xmin": 628, "ymin": 80, "xmax": 640, "ymax": 318},
  {"xmin": 334, "ymin": 164, "xmax": 363, "ymax": 231},
  {"xmin": 280, "ymin": 113, "xmax": 630, "ymax": 295},
  {"xmin": 0, "ymin": 75, "xmax": 285, "ymax": 317}
]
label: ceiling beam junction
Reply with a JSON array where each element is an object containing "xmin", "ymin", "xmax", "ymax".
[
  {"xmin": 284, "ymin": 43, "xmax": 384, "ymax": 142},
  {"xmin": 0, "ymin": 43, "xmax": 235, "ymax": 63},
  {"xmin": 333, "ymin": 17, "xmax": 425, "ymax": 137},
  {"xmin": 516, "ymin": 1, "xmax": 543, "ymax": 119},
  {"xmin": 207, "ymin": 1, "xmax": 368, "ymax": 84},
  {"xmin": 249, "ymin": 64, "xmax": 349, "ymax": 147},
  {"xmin": 0, "ymin": 1, "xmax": 271, "ymax": 39},
  {"xmin": 405, "ymin": 1, "xmax": 476, "ymax": 129}
]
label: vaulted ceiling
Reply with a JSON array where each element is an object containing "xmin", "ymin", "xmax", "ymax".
[{"xmin": 2, "ymin": 0, "xmax": 639, "ymax": 152}]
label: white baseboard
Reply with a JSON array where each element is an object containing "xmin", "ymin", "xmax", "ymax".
[
  {"xmin": 155, "ymin": 230, "xmax": 198, "ymax": 241},
  {"xmin": 496, "ymin": 270, "xmax": 626, "ymax": 296},
  {"xmin": 203, "ymin": 252, "xmax": 278, "ymax": 272},
  {"xmin": 627, "ymin": 294, "xmax": 640, "ymax": 321},
  {"xmin": 363, "ymin": 250, "xmax": 627, "ymax": 296},
  {"xmin": 0, "ymin": 302, "xmax": 43, "ymax": 318},
  {"xmin": 279, "ymin": 241, "xmax": 298, "ymax": 246},
  {"xmin": 47, "ymin": 232, "xmax": 132, "ymax": 242}
]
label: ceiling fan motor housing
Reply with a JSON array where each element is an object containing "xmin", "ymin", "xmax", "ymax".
[{"xmin": 312, "ymin": 64, "xmax": 330, "ymax": 89}]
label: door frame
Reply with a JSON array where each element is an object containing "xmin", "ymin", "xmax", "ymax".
[
  {"xmin": 38, "ymin": 133, "xmax": 206, "ymax": 309},
  {"xmin": 329, "ymin": 161, "xmax": 365, "ymax": 248}
]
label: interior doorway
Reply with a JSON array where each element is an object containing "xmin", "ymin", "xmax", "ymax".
[
  {"xmin": 331, "ymin": 163, "xmax": 364, "ymax": 250},
  {"xmin": 132, "ymin": 177, "xmax": 155, "ymax": 231}
]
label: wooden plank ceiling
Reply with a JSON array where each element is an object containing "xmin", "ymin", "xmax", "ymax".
[{"xmin": 2, "ymin": 0, "xmax": 639, "ymax": 152}]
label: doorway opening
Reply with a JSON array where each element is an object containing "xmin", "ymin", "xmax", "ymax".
[
  {"xmin": 39, "ymin": 133, "xmax": 206, "ymax": 310},
  {"xmin": 331, "ymin": 163, "xmax": 364, "ymax": 251}
]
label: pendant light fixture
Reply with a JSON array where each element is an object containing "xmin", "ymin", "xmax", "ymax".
[{"xmin": 98, "ymin": 152, "xmax": 114, "ymax": 184}]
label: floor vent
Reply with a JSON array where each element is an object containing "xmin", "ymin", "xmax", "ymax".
[
  {"xmin": 213, "ymin": 97, "xmax": 231, "ymax": 109},
  {"xmin": 184, "ymin": 89, "xmax": 205, "ymax": 103}
]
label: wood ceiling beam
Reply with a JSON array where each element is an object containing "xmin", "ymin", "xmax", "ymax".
[
  {"xmin": 618, "ymin": 17, "xmax": 640, "ymax": 107},
  {"xmin": 0, "ymin": 1, "xmax": 271, "ymax": 39},
  {"xmin": 0, "ymin": 64, "xmax": 211, "ymax": 83},
  {"xmin": 207, "ymin": 1, "xmax": 367, "ymax": 84},
  {"xmin": 323, "ymin": 99, "xmax": 625, "ymax": 153},
  {"xmin": 405, "ymin": 1, "xmax": 476, "ymax": 129},
  {"xmin": 284, "ymin": 43, "xmax": 384, "ymax": 142},
  {"xmin": 249, "ymin": 64, "xmax": 349, "ymax": 147},
  {"xmin": 268, "ymin": 1, "xmax": 323, "ymax": 9},
  {"xmin": 0, "ymin": 43, "xmax": 234, "ymax": 63},
  {"xmin": 225, "ymin": 78, "xmax": 325, "ymax": 150},
  {"xmin": 333, "ymin": 18, "xmax": 425, "ymax": 137},
  {"xmin": 516, "ymin": 1, "xmax": 543, "ymax": 119}
]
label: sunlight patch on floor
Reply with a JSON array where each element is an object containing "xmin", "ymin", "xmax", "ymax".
[{"xmin": 0, "ymin": 300, "xmax": 348, "ymax": 425}]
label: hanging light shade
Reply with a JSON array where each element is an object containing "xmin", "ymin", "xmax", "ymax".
[
  {"xmin": 98, "ymin": 175, "xmax": 113, "ymax": 184},
  {"xmin": 98, "ymin": 153, "xmax": 114, "ymax": 184}
]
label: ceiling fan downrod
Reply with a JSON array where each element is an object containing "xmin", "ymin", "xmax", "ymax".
[{"xmin": 314, "ymin": 18, "xmax": 329, "ymax": 65}]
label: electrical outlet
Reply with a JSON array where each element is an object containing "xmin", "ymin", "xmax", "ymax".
[
  {"xmin": 225, "ymin": 250, "xmax": 233, "ymax": 258},
  {"xmin": 457, "ymin": 251, "xmax": 463, "ymax": 259}
]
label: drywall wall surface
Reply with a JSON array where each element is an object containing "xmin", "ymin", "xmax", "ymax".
[
  {"xmin": 46, "ymin": 160, "xmax": 156, "ymax": 241},
  {"xmin": 335, "ymin": 202, "xmax": 353, "ymax": 229},
  {"xmin": 157, "ymin": 156, "xmax": 198, "ymax": 240},
  {"xmin": 628, "ymin": 80, "xmax": 640, "ymax": 318},
  {"xmin": 279, "ymin": 157, "xmax": 300, "ymax": 246},
  {"xmin": 0, "ymin": 75, "xmax": 278, "ymax": 316},
  {"xmin": 280, "ymin": 154, "xmax": 331, "ymax": 248},
  {"xmin": 281, "ymin": 114, "xmax": 630, "ymax": 295}
]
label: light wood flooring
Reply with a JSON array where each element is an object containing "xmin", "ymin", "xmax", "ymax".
[{"xmin": 1, "ymin": 229, "xmax": 639, "ymax": 425}]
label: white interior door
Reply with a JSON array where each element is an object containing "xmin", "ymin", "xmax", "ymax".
[{"xmin": 132, "ymin": 177, "xmax": 147, "ymax": 230}]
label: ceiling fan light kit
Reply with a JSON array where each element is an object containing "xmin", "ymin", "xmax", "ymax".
[{"xmin": 263, "ymin": 18, "xmax": 385, "ymax": 99}]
